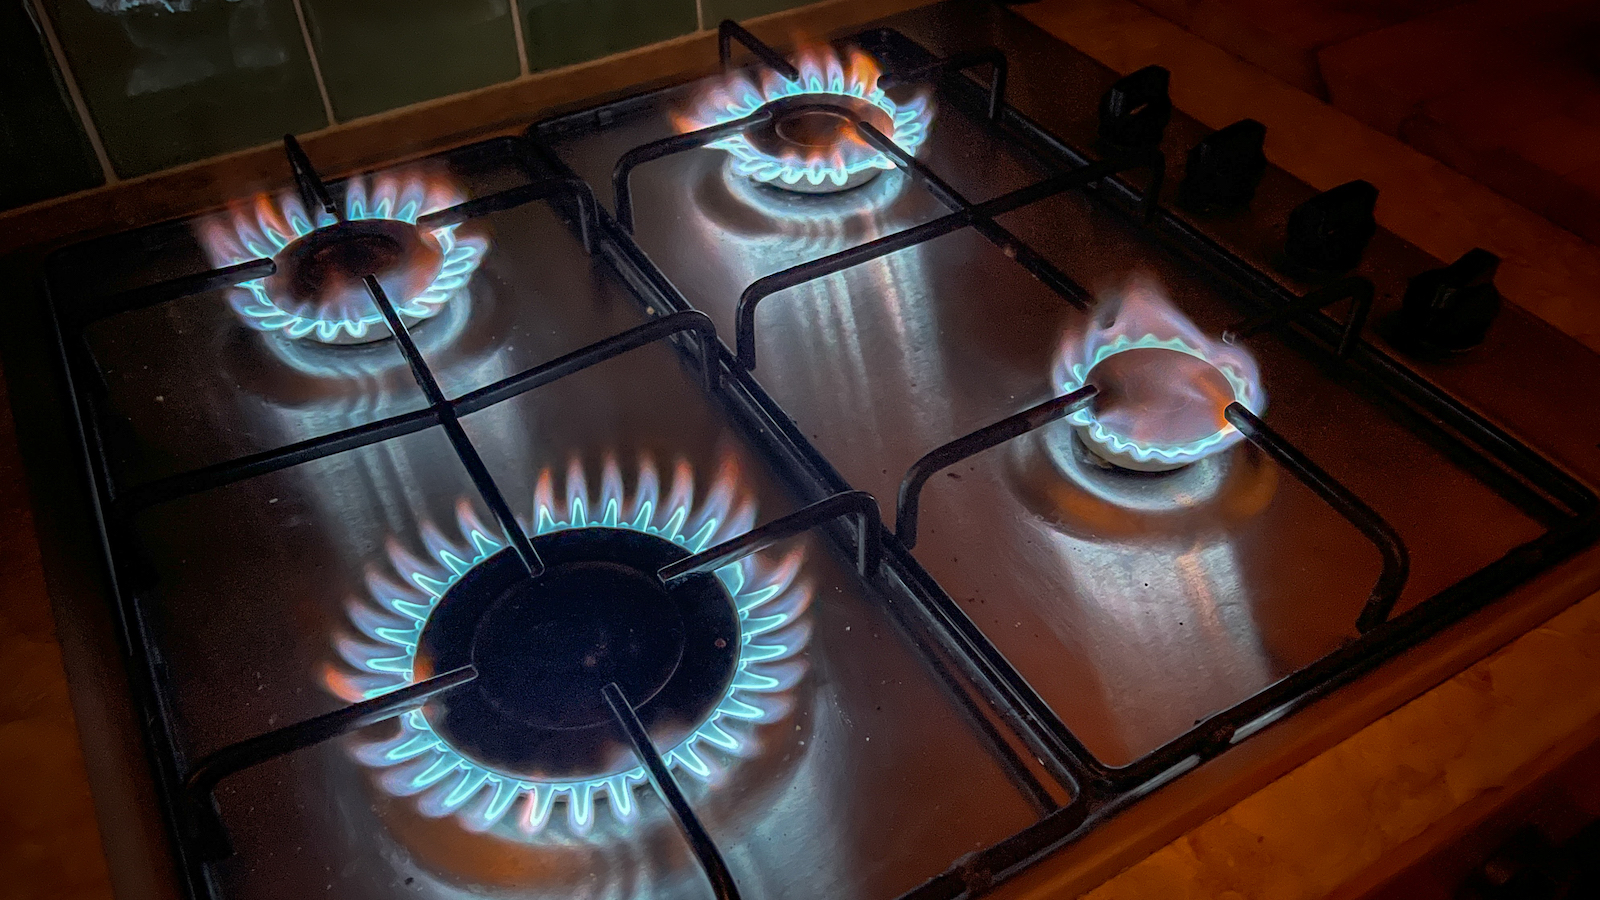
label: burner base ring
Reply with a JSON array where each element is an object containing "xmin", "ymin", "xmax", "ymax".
[{"xmin": 1065, "ymin": 344, "xmax": 1260, "ymax": 471}]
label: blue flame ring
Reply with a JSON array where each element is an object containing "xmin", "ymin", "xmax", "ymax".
[
  {"xmin": 202, "ymin": 177, "xmax": 486, "ymax": 343},
  {"xmin": 1058, "ymin": 334, "xmax": 1265, "ymax": 467},
  {"xmin": 684, "ymin": 50, "xmax": 933, "ymax": 190},
  {"xmin": 326, "ymin": 459, "xmax": 810, "ymax": 838}
]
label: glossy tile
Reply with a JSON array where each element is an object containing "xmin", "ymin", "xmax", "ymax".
[
  {"xmin": 518, "ymin": 0, "xmax": 697, "ymax": 72},
  {"xmin": 300, "ymin": 0, "xmax": 521, "ymax": 121},
  {"xmin": 41, "ymin": 0, "xmax": 326, "ymax": 179},
  {"xmin": 2, "ymin": 2, "xmax": 103, "ymax": 211},
  {"xmin": 702, "ymin": 0, "xmax": 809, "ymax": 23}
]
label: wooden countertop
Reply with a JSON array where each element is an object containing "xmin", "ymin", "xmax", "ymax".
[
  {"xmin": 4, "ymin": 1, "xmax": 1600, "ymax": 898},
  {"xmin": 0, "ymin": 362, "xmax": 110, "ymax": 897}
]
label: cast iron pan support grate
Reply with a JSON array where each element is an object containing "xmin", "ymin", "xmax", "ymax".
[
  {"xmin": 1223, "ymin": 275, "xmax": 1375, "ymax": 359},
  {"xmin": 895, "ymin": 387, "xmax": 1100, "ymax": 549},
  {"xmin": 718, "ymin": 19, "xmax": 800, "ymax": 83},
  {"xmin": 71, "ymin": 133, "xmax": 884, "ymax": 900},
  {"xmin": 878, "ymin": 47, "xmax": 1008, "ymax": 121},
  {"xmin": 730, "ymin": 140, "xmax": 1163, "ymax": 370},
  {"xmin": 520, "ymin": 21, "xmax": 1600, "ymax": 899},
  {"xmin": 596, "ymin": 23, "xmax": 1432, "ymax": 803}
]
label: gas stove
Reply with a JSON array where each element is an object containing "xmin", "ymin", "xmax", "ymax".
[{"xmin": 14, "ymin": 4, "xmax": 1600, "ymax": 900}]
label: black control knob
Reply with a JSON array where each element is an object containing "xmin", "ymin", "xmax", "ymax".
[
  {"xmin": 1098, "ymin": 66, "xmax": 1172, "ymax": 149},
  {"xmin": 1179, "ymin": 118, "xmax": 1267, "ymax": 212},
  {"xmin": 1394, "ymin": 248, "xmax": 1501, "ymax": 354},
  {"xmin": 1285, "ymin": 180, "xmax": 1378, "ymax": 272}
]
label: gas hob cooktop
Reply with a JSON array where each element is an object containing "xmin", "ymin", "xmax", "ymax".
[{"xmin": 13, "ymin": 4, "xmax": 1600, "ymax": 900}]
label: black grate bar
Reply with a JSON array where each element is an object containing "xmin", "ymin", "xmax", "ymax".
[
  {"xmin": 660, "ymin": 490, "xmax": 881, "ymax": 583},
  {"xmin": 897, "ymin": 386, "xmax": 1098, "ymax": 548},
  {"xmin": 604, "ymin": 683, "xmax": 742, "ymax": 900},
  {"xmin": 1226, "ymin": 403, "xmax": 1409, "ymax": 631},
  {"xmin": 256, "ymin": 134, "xmax": 546, "ymax": 577},
  {"xmin": 1379, "ymin": 355, "xmax": 1597, "ymax": 517},
  {"xmin": 898, "ymin": 800, "xmax": 1096, "ymax": 900},
  {"xmin": 857, "ymin": 117, "xmax": 1161, "ymax": 316},
  {"xmin": 717, "ymin": 19, "xmax": 798, "ymax": 83},
  {"xmin": 878, "ymin": 48, "xmax": 1008, "ymax": 121},
  {"xmin": 119, "ymin": 407, "xmax": 440, "ymax": 510},
  {"xmin": 889, "ymin": 601, "xmax": 1069, "ymax": 815},
  {"xmin": 613, "ymin": 110, "xmax": 774, "ymax": 232},
  {"xmin": 283, "ymin": 134, "xmax": 338, "ymax": 220},
  {"xmin": 859, "ymin": 117, "xmax": 1163, "ymax": 226},
  {"xmin": 735, "ymin": 154, "xmax": 1139, "ymax": 369},
  {"xmin": 883, "ymin": 538, "xmax": 1121, "ymax": 793},
  {"xmin": 362, "ymin": 274, "xmax": 544, "ymax": 577},
  {"xmin": 416, "ymin": 176, "xmax": 597, "ymax": 253},
  {"xmin": 88, "ymin": 258, "xmax": 276, "ymax": 325},
  {"xmin": 85, "ymin": 154, "xmax": 600, "ymax": 331},
  {"xmin": 184, "ymin": 665, "xmax": 477, "ymax": 859},
  {"xmin": 118, "ymin": 313, "xmax": 721, "ymax": 510},
  {"xmin": 1223, "ymin": 276, "xmax": 1375, "ymax": 359},
  {"xmin": 455, "ymin": 310, "xmax": 720, "ymax": 413}
]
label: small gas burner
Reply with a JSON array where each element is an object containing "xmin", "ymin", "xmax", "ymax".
[
  {"xmin": 676, "ymin": 45, "xmax": 933, "ymax": 193},
  {"xmin": 1054, "ymin": 276, "xmax": 1265, "ymax": 472},
  {"xmin": 326, "ymin": 457, "xmax": 812, "ymax": 837},
  {"xmin": 266, "ymin": 219, "xmax": 442, "ymax": 344},
  {"xmin": 748, "ymin": 94, "xmax": 896, "ymax": 194},
  {"xmin": 198, "ymin": 170, "xmax": 486, "ymax": 344}
]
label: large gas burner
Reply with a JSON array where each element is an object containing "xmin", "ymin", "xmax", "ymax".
[
  {"xmin": 418, "ymin": 528, "xmax": 740, "ymax": 778},
  {"xmin": 198, "ymin": 168, "xmax": 486, "ymax": 344},
  {"xmin": 675, "ymin": 44, "xmax": 932, "ymax": 194},
  {"xmin": 327, "ymin": 458, "xmax": 811, "ymax": 837}
]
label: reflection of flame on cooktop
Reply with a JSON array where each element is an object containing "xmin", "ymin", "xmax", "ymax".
[
  {"xmin": 197, "ymin": 169, "xmax": 486, "ymax": 344},
  {"xmin": 324, "ymin": 454, "xmax": 811, "ymax": 838},
  {"xmin": 675, "ymin": 44, "xmax": 932, "ymax": 194},
  {"xmin": 1054, "ymin": 275, "xmax": 1266, "ymax": 472}
]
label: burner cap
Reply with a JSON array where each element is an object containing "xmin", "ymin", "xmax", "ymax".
[
  {"xmin": 414, "ymin": 527, "xmax": 740, "ymax": 782},
  {"xmin": 1080, "ymin": 347, "xmax": 1237, "ymax": 472},
  {"xmin": 745, "ymin": 94, "xmax": 895, "ymax": 194},
  {"xmin": 264, "ymin": 218, "xmax": 445, "ymax": 345}
]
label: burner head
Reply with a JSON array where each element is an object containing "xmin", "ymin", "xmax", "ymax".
[
  {"xmin": 264, "ymin": 219, "xmax": 444, "ymax": 345},
  {"xmin": 745, "ymin": 94, "xmax": 895, "ymax": 194},
  {"xmin": 1079, "ymin": 347, "xmax": 1237, "ymax": 472},
  {"xmin": 675, "ymin": 44, "xmax": 933, "ymax": 194},
  {"xmin": 1054, "ymin": 274, "xmax": 1265, "ymax": 472},
  {"xmin": 197, "ymin": 170, "xmax": 486, "ymax": 344},
  {"xmin": 416, "ymin": 528, "xmax": 739, "ymax": 782}
]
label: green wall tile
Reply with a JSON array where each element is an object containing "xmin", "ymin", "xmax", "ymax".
[
  {"xmin": 518, "ymin": 0, "xmax": 696, "ymax": 73},
  {"xmin": 42, "ymin": 0, "xmax": 326, "ymax": 179},
  {"xmin": 2, "ymin": 1, "xmax": 103, "ymax": 211},
  {"xmin": 701, "ymin": 0, "xmax": 808, "ymax": 23},
  {"xmin": 301, "ymin": 0, "xmax": 520, "ymax": 121}
]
